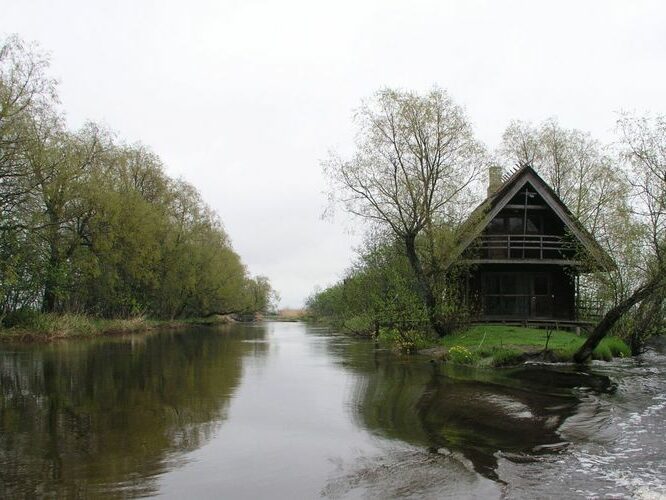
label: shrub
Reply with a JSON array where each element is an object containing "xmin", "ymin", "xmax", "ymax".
[
  {"xmin": 342, "ymin": 315, "xmax": 374, "ymax": 335},
  {"xmin": 2, "ymin": 308, "xmax": 41, "ymax": 328},
  {"xmin": 379, "ymin": 327, "xmax": 432, "ymax": 352},
  {"xmin": 446, "ymin": 345, "xmax": 478, "ymax": 365}
]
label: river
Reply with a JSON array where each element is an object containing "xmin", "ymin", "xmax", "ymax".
[{"xmin": 1, "ymin": 322, "xmax": 664, "ymax": 498}]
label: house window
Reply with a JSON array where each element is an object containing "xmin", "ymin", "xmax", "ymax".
[
  {"xmin": 507, "ymin": 216, "xmax": 523, "ymax": 234},
  {"xmin": 526, "ymin": 214, "xmax": 542, "ymax": 234}
]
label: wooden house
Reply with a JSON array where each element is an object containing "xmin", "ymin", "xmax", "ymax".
[{"xmin": 451, "ymin": 164, "xmax": 613, "ymax": 324}]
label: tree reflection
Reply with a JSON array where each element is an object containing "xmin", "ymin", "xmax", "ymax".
[
  {"xmin": 332, "ymin": 337, "xmax": 613, "ymax": 481},
  {"xmin": 0, "ymin": 325, "xmax": 267, "ymax": 497}
]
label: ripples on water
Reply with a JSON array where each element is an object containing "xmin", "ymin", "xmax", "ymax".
[
  {"xmin": 500, "ymin": 341, "xmax": 666, "ymax": 499},
  {"xmin": 0, "ymin": 323, "xmax": 664, "ymax": 499}
]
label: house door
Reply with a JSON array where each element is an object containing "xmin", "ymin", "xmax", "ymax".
[{"xmin": 530, "ymin": 273, "xmax": 553, "ymax": 318}]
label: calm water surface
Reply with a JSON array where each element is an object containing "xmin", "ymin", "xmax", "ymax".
[{"xmin": 1, "ymin": 322, "xmax": 665, "ymax": 498}]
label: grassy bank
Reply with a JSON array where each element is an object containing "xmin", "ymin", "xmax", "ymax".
[
  {"xmin": 0, "ymin": 312, "xmax": 235, "ymax": 342},
  {"xmin": 383, "ymin": 324, "xmax": 630, "ymax": 366}
]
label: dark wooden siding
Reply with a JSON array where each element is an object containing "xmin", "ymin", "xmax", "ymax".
[{"xmin": 467, "ymin": 264, "xmax": 575, "ymax": 321}]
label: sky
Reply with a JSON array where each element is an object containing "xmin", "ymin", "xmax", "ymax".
[{"xmin": 3, "ymin": 0, "xmax": 666, "ymax": 307}]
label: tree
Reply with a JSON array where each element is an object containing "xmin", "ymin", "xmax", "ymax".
[
  {"xmin": 306, "ymin": 232, "xmax": 427, "ymax": 337},
  {"xmin": 574, "ymin": 113, "xmax": 666, "ymax": 362},
  {"xmin": 24, "ymin": 120, "xmax": 106, "ymax": 312},
  {"xmin": 499, "ymin": 119, "xmax": 654, "ymax": 342},
  {"xmin": 0, "ymin": 35, "xmax": 274, "ymax": 322},
  {"xmin": 324, "ymin": 88, "xmax": 485, "ymax": 336},
  {"xmin": 0, "ymin": 36, "xmax": 58, "ymax": 314},
  {"xmin": 0, "ymin": 36, "xmax": 57, "ymax": 226},
  {"xmin": 243, "ymin": 276, "xmax": 279, "ymax": 315},
  {"xmin": 500, "ymin": 119, "xmax": 628, "ymax": 234}
]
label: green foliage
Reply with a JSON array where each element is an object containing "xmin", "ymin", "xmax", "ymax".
[
  {"xmin": 599, "ymin": 336, "xmax": 631, "ymax": 358},
  {"xmin": 474, "ymin": 345, "xmax": 525, "ymax": 366},
  {"xmin": 551, "ymin": 341, "xmax": 629, "ymax": 362},
  {"xmin": 306, "ymin": 234, "xmax": 468, "ymax": 339},
  {"xmin": 323, "ymin": 88, "xmax": 484, "ymax": 336},
  {"xmin": 0, "ymin": 311, "xmax": 240, "ymax": 340},
  {"xmin": 609, "ymin": 294, "xmax": 666, "ymax": 354},
  {"xmin": 306, "ymin": 238, "xmax": 423, "ymax": 331},
  {"xmin": 35, "ymin": 314, "xmax": 98, "ymax": 337},
  {"xmin": 378, "ymin": 327, "xmax": 432, "ymax": 352},
  {"xmin": 446, "ymin": 345, "xmax": 478, "ymax": 365},
  {"xmin": 342, "ymin": 315, "xmax": 375, "ymax": 335},
  {"xmin": 2, "ymin": 308, "xmax": 42, "ymax": 328},
  {"xmin": 0, "ymin": 36, "xmax": 274, "ymax": 322}
]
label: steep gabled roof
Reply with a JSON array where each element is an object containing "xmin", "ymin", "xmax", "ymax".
[{"xmin": 447, "ymin": 164, "xmax": 615, "ymax": 270}]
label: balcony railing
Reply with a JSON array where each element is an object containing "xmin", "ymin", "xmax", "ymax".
[{"xmin": 470, "ymin": 234, "xmax": 576, "ymax": 261}]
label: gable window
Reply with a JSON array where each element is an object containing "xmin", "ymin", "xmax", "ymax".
[
  {"xmin": 525, "ymin": 214, "xmax": 542, "ymax": 234},
  {"xmin": 507, "ymin": 216, "xmax": 523, "ymax": 234}
]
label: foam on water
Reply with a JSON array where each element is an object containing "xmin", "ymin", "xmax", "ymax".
[{"xmin": 500, "ymin": 347, "xmax": 666, "ymax": 499}]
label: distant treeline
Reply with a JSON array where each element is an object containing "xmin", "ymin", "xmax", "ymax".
[{"xmin": 0, "ymin": 36, "xmax": 274, "ymax": 320}]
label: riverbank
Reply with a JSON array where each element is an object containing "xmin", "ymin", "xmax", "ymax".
[
  {"xmin": 0, "ymin": 312, "xmax": 236, "ymax": 342},
  {"xmin": 415, "ymin": 324, "xmax": 631, "ymax": 366}
]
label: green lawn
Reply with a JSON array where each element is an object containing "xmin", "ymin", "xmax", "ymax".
[{"xmin": 438, "ymin": 324, "xmax": 630, "ymax": 366}]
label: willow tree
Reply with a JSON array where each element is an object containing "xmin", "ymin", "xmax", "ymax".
[
  {"xmin": 0, "ymin": 35, "xmax": 275, "ymax": 321},
  {"xmin": 0, "ymin": 36, "xmax": 56, "ymax": 224},
  {"xmin": 0, "ymin": 37, "xmax": 57, "ymax": 312},
  {"xmin": 324, "ymin": 88, "xmax": 485, "ymax": 336},
  {"xmin": 574, "ymin": 113, "xmax": 666, "ymax": 362},
  {"xmin": 499, "ymin": 119, "xmax": 640, "ymax": 313},
  {"xmin": 499, "ymin": 119, "xmax": 629, "ymax": 234}
]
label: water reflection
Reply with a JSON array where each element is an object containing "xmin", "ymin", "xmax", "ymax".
[
  {"xmin": 1, "ymin": 323, "xmax": 662, "ymax": 498},
  {"xmin": 0, "ymin": 325, "xmax": 267, "ymax": 497},
  {"xmin": 331, "ymin": 339, "xmax": 615, "ymax": 481}
]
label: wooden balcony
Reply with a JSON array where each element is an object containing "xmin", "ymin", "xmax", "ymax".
[{"xmin": 464, "ymin": 234, "xmax": 579, "ymax": 264}]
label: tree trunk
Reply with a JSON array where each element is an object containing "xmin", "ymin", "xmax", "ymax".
[
  {"xmin": 42, "ymin": 242, "xmax": 60, "ymax": 313},
  {"xmin": 42, "ymin": 285, "xmax": 56, "ymax": 313},
  {"xmin": 403, "ymin": 234, "xmax": 446, "ymax": 336},
  {"xmin": 573, "ymin": 276, "xmax": 665, "ymax": 363}
]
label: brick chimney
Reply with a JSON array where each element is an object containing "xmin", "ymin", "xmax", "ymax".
[{"xmin": 487, "ymin": 165, "xmax": 503, "ymax": 196}]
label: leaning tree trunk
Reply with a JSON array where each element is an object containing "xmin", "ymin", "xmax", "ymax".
[
  {"xmin": 403, "ymin": 234, "xmax": 447, "ymax": 337},
  {"xmin": 573, "ymin": 276, "xmax": 665, "ymax": 363}
]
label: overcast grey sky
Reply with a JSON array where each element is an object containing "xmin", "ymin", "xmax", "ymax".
[{"xmin": 3, "ymin": 0, "xmax": 666, "ymax": 307}]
